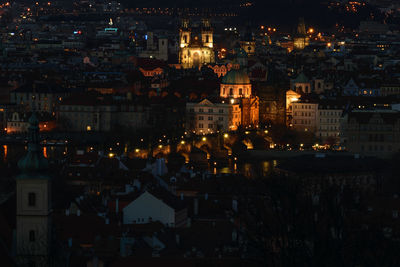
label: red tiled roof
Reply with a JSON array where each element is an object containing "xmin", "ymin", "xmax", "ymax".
[{"xmin": 137, "ymin": 58, "xmax": 167, "ymax": 71}]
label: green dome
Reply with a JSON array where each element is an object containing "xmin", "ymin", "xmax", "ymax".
[
  {"xmin": 18, "ymin": 151, "xmax": 49, "ymax": 173},
  {"xmin": 17, "ymin": 112, "xmax": 49, "ymax": 179},
  {"xmin": 221, "ymin": 68, "xmax": 250, "ymax": 85}
]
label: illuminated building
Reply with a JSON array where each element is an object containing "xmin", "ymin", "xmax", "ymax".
[
  {"xmin": 186, "ymin": 99, "xmax": 241, "ymax": 134},
  {"xmin": 208, "ymin": 63, "xmax": 232, "ymax": 78},
  {"xmin": 291, "ymin": 100, "xmax": 318, "ymax": 132},
  {"xmin": 179, "ymin": 18, "xmax": 215, "ymax": 69},
  {"xmin": 293, "ymin": 18, "xmax": 309, "ymax": 50},
  {"xmin": 219, "ymin": 54, "xmax": 259, "ymax": 128},
  {"xmin": 286, "ymin": 90, "xmax": 301, "ymax": 125}
]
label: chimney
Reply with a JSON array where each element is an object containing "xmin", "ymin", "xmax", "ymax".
[{"xmin": 193, "ymin": 198, "xmax": 199, "ymax": 216}]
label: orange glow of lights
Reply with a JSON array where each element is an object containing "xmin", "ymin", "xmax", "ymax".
[
  {"xmin": 3, "ymin": 145, "xmax": 7, "ymax": 160},
  {"xmin": 43, "ymin": 147, "xmax": 48, "ymax": 158}
]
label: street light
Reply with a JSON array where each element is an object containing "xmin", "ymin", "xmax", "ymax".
[{"xmin": 224, "ymin": 133, "xmax": 229, "ymax": 138}]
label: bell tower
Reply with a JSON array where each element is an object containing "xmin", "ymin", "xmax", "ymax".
[
  {"xmin": 179, "ymin": 18, "xmax": 191, "ymax": 48},
  {"xmin": 201, "ymin": 18, "xmax": 213, "ymax": 48},
  {"xmin": 294, "ymin": 17, "xmax": 309, "ymax": 50},
  {"xmin": 240, "ymin": 23, "xmax": 255, "ymax": 56},
  {"xmin": 16, "ymin": 110, "xmax": 51, "ymax": 266}
]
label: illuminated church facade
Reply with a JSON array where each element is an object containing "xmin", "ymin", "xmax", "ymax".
[
  {"xmin": 220, "ymin": 61, "xmax": 259, "ymax": 128},
  {"xmin": 179, "ymin": 18, "xmax": 215, "ymax": 69}
]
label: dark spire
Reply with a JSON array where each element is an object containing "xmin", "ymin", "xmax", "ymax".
[
  {"xmin": 17, "ymin": 95, "xmax": 48, "ymax": 177},
  {"xmin": 297, "ymin": 17, "xmax": 307, "ymax": 36}
]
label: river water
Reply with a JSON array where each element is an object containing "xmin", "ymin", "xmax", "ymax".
[{"xmin": 1, "ymin": 144, "xmax": 277, "ymax": 179}]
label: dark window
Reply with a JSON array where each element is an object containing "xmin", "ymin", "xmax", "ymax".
[
  {"xmin": 28, "ymin": 193, "xmax": 36, "ymax": 207},
  {"xmin": 29, "ymin": 230, "xmax": 35, "ymax": 242}
]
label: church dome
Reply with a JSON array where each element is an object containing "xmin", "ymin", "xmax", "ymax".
[{"xmin": 221, "ymin": 68, "xmax": 250, "ymax": 85}]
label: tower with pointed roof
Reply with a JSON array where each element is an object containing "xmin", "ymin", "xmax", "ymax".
[
  {"xmin": 201, "ymin": 18, "xmax": 213, "ymax": 49},
  {"xmin": 179, "ymin": 17, "xmax": 215, "ymax": 69},
  {"xmin": 294, "ymin": 17, "xmax": 309, "ymax": 50},
  {"xmin": 179, "ymin": 18, "xmax": 191, "ymax": 49},
  {"xmin": 16, "ymin": 111, "xmax": 51, "ymax": 266},
  {"xmin": 240, "ymin": 23, "xmax": 256, "ymax": 56}
]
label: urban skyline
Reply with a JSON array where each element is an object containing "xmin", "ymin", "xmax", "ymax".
[{"xmin": 0, "ymin": 0, "xmax": 400, "ymax": 266}]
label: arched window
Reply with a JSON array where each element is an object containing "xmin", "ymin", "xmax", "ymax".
[
  {"xmin": 229, "ymin": 88, "xmax": 233, "ymax": 96},
  {"xmin": 223, "ymin": 87, "xmax": 225, "ymax": 95},
  {"xmin": 239, "ymin": 88, "xmax": 243, "ymax": 96},
  {"xmin": 206, "ymin": 35, "xmax": 209, "ymax": 43},
  {"xmin": 28, "ymin": 192, "xmax": 36, "ymax": 207},
  {"xmin": 29, "ymin": 230, "xmax": 35, "ymax": 242},
  {"xmin": 183, "ymin": 35, "xmax": 187, "ymax": 43}
]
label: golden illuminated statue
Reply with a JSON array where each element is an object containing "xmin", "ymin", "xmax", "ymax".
[{"xmin": 179, "ymin": 18, "xmax": 215, "ymax": 69}]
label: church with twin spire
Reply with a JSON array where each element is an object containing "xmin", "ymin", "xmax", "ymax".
[{"xmin": 179, "ymin": 18, "xmax": 215, "ymax": 69}]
